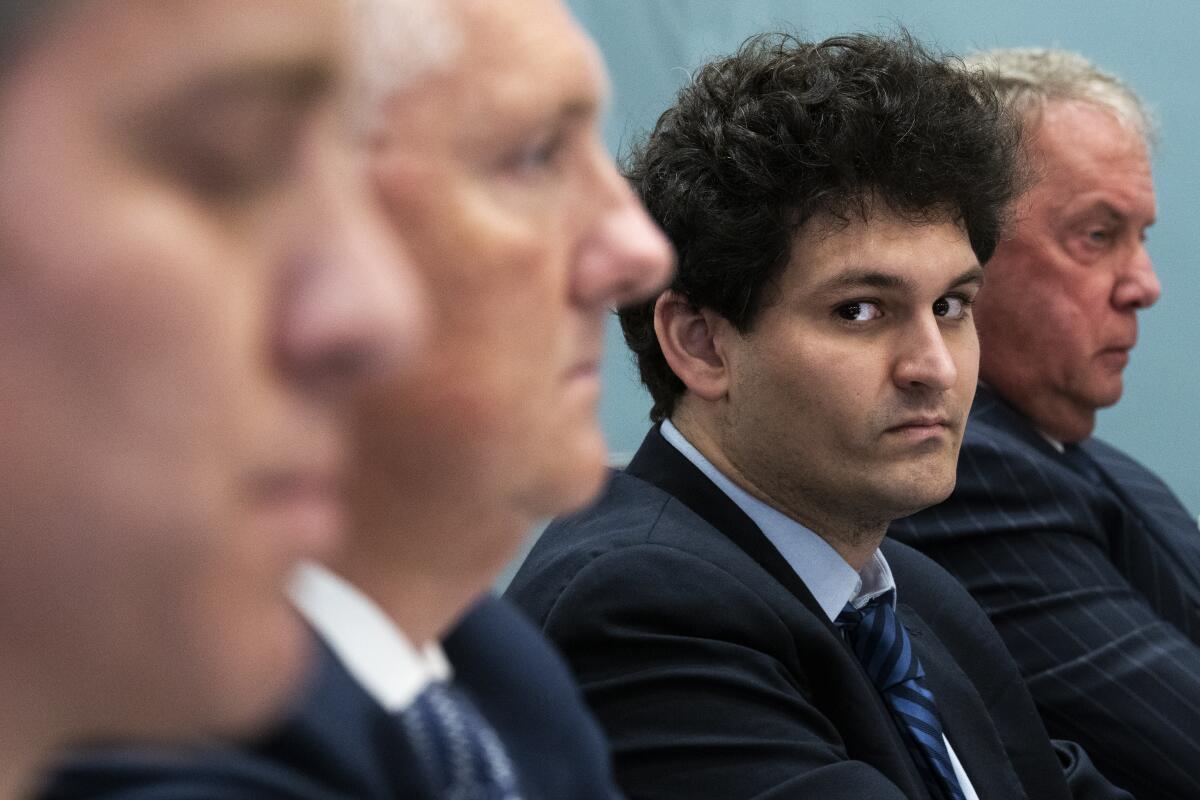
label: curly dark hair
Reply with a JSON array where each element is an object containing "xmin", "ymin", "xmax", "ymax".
[{"xmin": 619, "ymin": 30, "xmax": 1024, "ymax": 422}]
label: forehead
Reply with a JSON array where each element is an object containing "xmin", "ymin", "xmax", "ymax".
[
  {"xmin": 781, "ymin": 209, "xmax": 976, "ymax": 293},
  {"xmin": 1030, "ymin": 101, "xmax": 1155, "ymax": 203},
  {"xmin": 410, "ymin": 0, "xmax": 607, "ymax": 126}
]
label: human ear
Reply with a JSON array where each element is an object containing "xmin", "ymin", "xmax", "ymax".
[{"xmin": 653, "ymin": 290, "xmax": 730, "ymax": 402}]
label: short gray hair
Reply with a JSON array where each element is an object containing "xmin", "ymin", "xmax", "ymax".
[
  {"xmin": 348, "ymin": 0, "xmax": 463, "ymax": 137},
  {"xmin": 965, "ymin": 48, "xmax": 1155, "ymax": 147}
]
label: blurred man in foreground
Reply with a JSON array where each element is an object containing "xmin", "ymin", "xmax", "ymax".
[
  {"xmin": 893, "ymin": 48, "xmax": 1199, "ymax": 799},
  {"xmin": 0, "ymin": 0, "xmax": 421, "ymax": 795},
  {"xmin": 42, "ymin": 0, "xmax": 673, "ymax": 797}
]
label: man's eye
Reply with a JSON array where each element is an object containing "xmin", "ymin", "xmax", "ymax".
[
  {"xmin": 505, "ymin": 131, "xmax": 567, "ymax": 176},
  {"xmin": 835, "ymin": 301, "xmax": 881, "ymax": 322},
  {"xmin": 933, "ymin": 295, "xmax": 970, "ymax": 319},
  {"xmin": 173, "ymin": 145, "xmax": 275, "ymax": 200}
]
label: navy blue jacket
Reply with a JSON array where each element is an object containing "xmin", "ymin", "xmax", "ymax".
[
  {"xmin": 506, "ymin": 426, "xmax": 1129, "ymax": 800},
  {"xmin": 893, "ymin": 383, "xmax": 1200, "ymax": 799}
]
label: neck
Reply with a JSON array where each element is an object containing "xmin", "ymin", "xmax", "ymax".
[
  {"xmin": 982, "ymin": 376, "xmax": 1095, "ymax": 444},
  {"xmin": 334, "ymin": 500, "xmax": 530, "ymax": 646},
  {"xmin": 671, "ymin": 409, "xmax": 888, "ymax": 572}
]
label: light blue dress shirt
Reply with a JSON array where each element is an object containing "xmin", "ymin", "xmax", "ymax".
[{"xmin": 659, "ymin": 419, "xmax": 979, "ymax": 800}]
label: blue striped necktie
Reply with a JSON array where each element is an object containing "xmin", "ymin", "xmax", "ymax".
[
  {"xmin": 400, "ymin": 680, "xmax": 524, "ymax": 800},
  {"xmin": 837, "ymin": 591, "xmax": 968, "ymax": 800}
]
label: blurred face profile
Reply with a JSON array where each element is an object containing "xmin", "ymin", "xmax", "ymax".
[
  {"xmin": 357, "ymin": 0, "xmax": 672, "ymax": 552},
  {"xmin": 0, "ymin": 0, "xmax": 420, "ymax": 741}
]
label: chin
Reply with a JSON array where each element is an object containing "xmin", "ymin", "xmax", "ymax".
[
  {"xmin": 525, "ymin": 429, "xmax": 610, "ymax": 519},
  {"xmin": 885, "ymin": 464, "xmax": 958, "ymax": 519},
  {"xmin": 198, "ymin": 603, "xmax": 313, "ymax": 739}
]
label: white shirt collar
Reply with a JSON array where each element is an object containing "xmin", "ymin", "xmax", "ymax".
[
  {"xmin": 289, "ymin": 561, "xmax": 451, "ymax": 712},
  {"xmin": 1038, "ymin": 430, "xmax": 1066, "ymax": 453},
  {"xmin": 660, "ymin": 419, "xmax": 896, "ymax": 621}
]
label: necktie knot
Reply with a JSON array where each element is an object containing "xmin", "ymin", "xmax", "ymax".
[{"xmin": 836, "ymin": 591, "xmax": 924, "ymax": 691}]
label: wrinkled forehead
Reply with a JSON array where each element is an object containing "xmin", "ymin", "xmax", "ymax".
[{"xmin": 444, "ymin": 0, "xmax": 609, "ymax": 120}]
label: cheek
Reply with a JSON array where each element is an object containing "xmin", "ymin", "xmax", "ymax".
[
  {"xmin": 0, "ymin": 199, "xmax": 258, "ymax": 563},
  {"xmin": 955, "ymin": 327, "xmax": 981, "ymax": 386}
]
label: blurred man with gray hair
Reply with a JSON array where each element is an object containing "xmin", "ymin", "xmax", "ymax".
[
  {"xmin": 41, "ymin": 0, "xmax": 673, "ymax": 797},
  {"xmin": 893, "ymin": 47, "xmax": 1199, "ymax": 799}
]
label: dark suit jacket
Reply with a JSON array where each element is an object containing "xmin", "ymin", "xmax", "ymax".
[
  {"xmin": 505, "ymin": 426, "xmax": 1128, "ymax": 800},
  {"xmin": 39, "ymin": 594, "xmax": 623, "ymax": 800},
  {"xmin": 892, "ymin": 383, "xmax": 1200, "ymax": 799}
]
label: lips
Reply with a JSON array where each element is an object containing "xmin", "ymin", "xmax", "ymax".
[
  {"xmin": 249, "ymin": 468, "xmax": 344, "ymax": 560},
  {"xmin": 885, "ymin": 415, "xmax": 951, "ymax": 433}
]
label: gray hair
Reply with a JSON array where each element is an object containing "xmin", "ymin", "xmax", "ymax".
[
  {"xmin": 348, "ymin": 0, "xmax": 463, "ymax": 137},
  {"xmin": 965, "ymin": 48, "xmax": 1155, "ymax": 148}
]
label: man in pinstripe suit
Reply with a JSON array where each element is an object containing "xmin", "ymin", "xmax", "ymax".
[{"xmin": 892, "ymin": 48, "xmax": 1198, "ymax": 799}]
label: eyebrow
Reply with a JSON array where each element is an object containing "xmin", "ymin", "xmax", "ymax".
[
  {"xmin": 1078, "ymin": 200, "xmax": 1156, "ymax": 229},
  {"xmin": 816, "ymin": 264, "xmax": 983, "ymax": 295},
  {"xmin": 127, "ymin": 58, "xmax": 336, "ymax": 133},
  {"xmin": 182, "ymin": 60, "xmax": 335, "ymax": 111}
]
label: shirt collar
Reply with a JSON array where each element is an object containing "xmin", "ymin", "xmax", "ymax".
[
  {"xmin": 289, "ymin": 561, "xmax": 451, "ymax": 712},
  {"xmin": 1038, "ymin": 430, "xmax": 1066, "ymax": 453},
  {"xmin": 660, "ymin": 419, "xmax": 896, "ymax": 621}
]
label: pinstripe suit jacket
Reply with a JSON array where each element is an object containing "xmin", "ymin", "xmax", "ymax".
[
  {"xmin": 507, "ymin": 426, "xmax": 1128, "ymax": 800},
  {"xmin": 892, "ymin": 383, "xmax": 1200, "ymax": 799}
]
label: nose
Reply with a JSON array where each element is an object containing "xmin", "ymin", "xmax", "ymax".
[
  {"xmin": 274, "ymin": 147, "xmax": 425, "ymax": 395},
  {"xmin": 570, "ymin": 158, "xmax": 675, "ymax": 310},
  {"xmin": 1112, "ymin": 243, "xmax": 1161, "ymax": 310},
  {"xmin": 892, "ymin": 315, "xmax": 959, "ymax": 392}
]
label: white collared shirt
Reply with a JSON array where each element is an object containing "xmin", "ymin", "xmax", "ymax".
[
  {"xmin": 660, "ymin": 420, "xmax": 980, "ymax": 800},
  {"xmin": 289, "ymin": 561, "xmax": 451, "ymax": 713}
]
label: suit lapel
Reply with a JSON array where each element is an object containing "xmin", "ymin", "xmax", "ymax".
[
  {"xmin": 1082, "ymin": 439, "xmax": 1200, "ymax": 586},
  {"xmin": 970, "ymin": 384, "xmax": 1062, "ymax": 460},
  {"xmin": 977, "ymin": 385, "xmax": 1200, "ymax": 628},
  {"xmin": 256, "ymin": 639, "xmax": 433, "ymax": 799},
  {"xmin": 625, "ymin": 426, "xmax": 934, "ymax": 798},
  {"xmin": 626, "ymin": 426, "xmax": 834, "ymax": 634},
  {"xmin": 897, "ymin": 603, "xmax": 1029, "ymax": 800}
]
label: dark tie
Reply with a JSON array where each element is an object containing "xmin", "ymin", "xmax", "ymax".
[
  {"xmin": 1062, "ymin": 442, "xmax": 1106, "ymax": 485},
  {"xmin": 400, "ymin": 680, "xmax": 523, "ymax": 800},
  {"xmin": 837, "ymin": 592, "xmax": 968, "ymax": 800}
]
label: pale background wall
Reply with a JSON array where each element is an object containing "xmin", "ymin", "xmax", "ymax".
[{"xmin": 573, "ymin": 0, "xmax": 1199, "ymax": 514}]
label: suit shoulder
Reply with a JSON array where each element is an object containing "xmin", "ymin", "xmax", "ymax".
[
  {"xmin": 508, "ymin": 471, "xmax": 771, "ymax": 615},
  {"xmin": 507, "ymin": 484, "xmax": 813, "ymax": 662},
  {"xmin": 1086, "ymin": 435, "xmax": 1174, "ymax": 489}
]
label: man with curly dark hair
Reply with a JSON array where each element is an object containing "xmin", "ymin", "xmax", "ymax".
[{"xmin": 507, "ymin": 32, "xmax": 1128, "ymax": 800}]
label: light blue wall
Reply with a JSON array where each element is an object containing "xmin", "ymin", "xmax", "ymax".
[{"xmin": 576, "ymin": 0, "xmax": 1199, "ymax": 514}]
